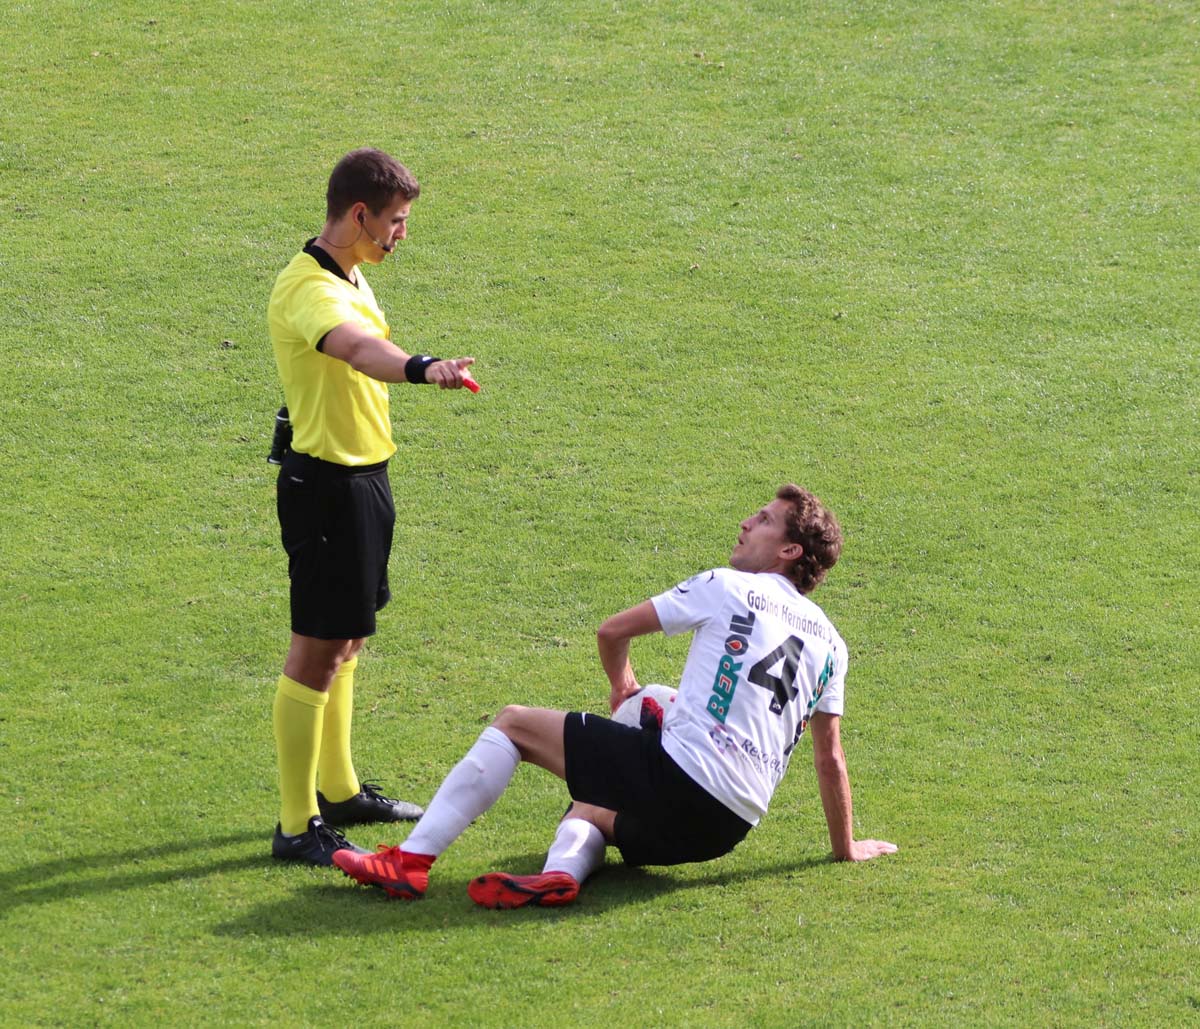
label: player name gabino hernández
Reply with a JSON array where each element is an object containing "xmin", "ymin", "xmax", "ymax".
[{"xmin": 744, "ymin": 588, "xmax": 835, "ymax": 644}]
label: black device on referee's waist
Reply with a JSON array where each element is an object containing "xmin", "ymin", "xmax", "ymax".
[{"xmin": 267, "ymin": 405, "xmax": 292, "ymax": 465}]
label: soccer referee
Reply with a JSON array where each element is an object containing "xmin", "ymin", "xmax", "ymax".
[{"xmin": 267, "ymin": 148, "xmax": 475, "ymax": 865}]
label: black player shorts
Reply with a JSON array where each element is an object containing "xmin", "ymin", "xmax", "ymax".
[
  {"xmin": 277, "ymin": 450, "xmax": 394, "ymax": 640},
  {"xmin": 563, "ymin": 711, "xmax": 753, "ymax": 867}
]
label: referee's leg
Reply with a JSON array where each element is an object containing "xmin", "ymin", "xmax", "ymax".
[
  {"xmin": 274, "ymin": 635, "xmax": 359, "ymax": 837},
  {"xmin": 284, "ymin": 633, "xmax": 362, "ymax": 692}
]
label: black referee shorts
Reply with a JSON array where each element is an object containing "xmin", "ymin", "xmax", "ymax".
[
  {"xmin": 563, "ymin": 712, "xmax": 753, "ymax": 867},
  {"xmin": 277, "ymin": 450, "xmax": 394, "ymax": 640}
]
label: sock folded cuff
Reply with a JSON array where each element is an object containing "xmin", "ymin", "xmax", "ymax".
[
  {"xmin": 479, "ymin": 725, "xmax": 522, "ymax": 765},
  {"xmin": 277, "ymin": 674, "xmax": 329, "ymax": 708},
  {"xmin": 334, "ymin": 656, "xmax": 358, "ymax": 679}
]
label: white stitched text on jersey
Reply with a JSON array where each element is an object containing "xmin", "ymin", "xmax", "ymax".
[{"xmin": 746, "ymin": 588, "xmax": 837, "ymax": 645}]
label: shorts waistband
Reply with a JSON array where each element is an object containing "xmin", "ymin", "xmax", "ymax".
[{"xmin": 285, "ymin": 451, "xmax": 389, "ymax": 477}]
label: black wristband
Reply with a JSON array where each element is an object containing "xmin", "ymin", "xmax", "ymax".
[{"xmin": 405, "ymin": 354, "xmax": 440, "ymax": 384}]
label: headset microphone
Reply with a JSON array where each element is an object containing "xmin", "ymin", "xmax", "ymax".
[{"xmin": 358, "ymin": 212, "xmax": 394, "ymax": 253}]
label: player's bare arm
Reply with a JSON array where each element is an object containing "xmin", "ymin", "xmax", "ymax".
[
  {"xmin": 810, "ymin": 711, "xmax": 898, "ymax": 862},
  {"xmin": 596, "ymin": 600, "xmax": 662, "ymax": 712},
  {"xmin": 322, "ymin": 322, "xmax": 474, "ymax": 387}
]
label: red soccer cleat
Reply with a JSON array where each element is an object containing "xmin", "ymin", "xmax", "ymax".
[
  {"xmin": 332, "ymin": 845, "xmax": 432, "ymax": 900},
  {"xmin": 467, "ymin": 871, "xmax": 580, "ymax": 909}
]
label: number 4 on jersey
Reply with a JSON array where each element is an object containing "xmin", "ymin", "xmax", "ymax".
[{"xmin": 747, "ymin": 636, "xmax": 805, "ymax": 714}]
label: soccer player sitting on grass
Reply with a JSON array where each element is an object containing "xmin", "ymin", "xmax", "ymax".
[{"xmin": 333, "ymin": 485, "xmax": 897, "ymax": 907}]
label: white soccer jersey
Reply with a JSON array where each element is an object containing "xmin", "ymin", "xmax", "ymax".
[{"xmin": 651, "ymin": 568, "xmax": 847, "ymax": 825}]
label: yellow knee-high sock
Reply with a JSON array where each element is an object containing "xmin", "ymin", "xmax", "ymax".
[
  {"xmin": 317, "ymin": 656, "xmax": 360, "ymax": 804},
  {"xmin": 274, "ymin": 674, "xmax": 328, "ymax": 836}
]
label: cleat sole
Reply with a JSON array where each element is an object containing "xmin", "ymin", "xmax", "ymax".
[{"xmin": 468, "ymin": 872, "xmax": 579, "ymax": 909}]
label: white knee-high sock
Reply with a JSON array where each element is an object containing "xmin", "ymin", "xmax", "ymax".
[
  {"xmin": 403, "ymin": 726, "xmax": 521, "ymax": 857},
  {"xmin": 542, "ymin": 817, "xmax": 606, "ymax": 884}
]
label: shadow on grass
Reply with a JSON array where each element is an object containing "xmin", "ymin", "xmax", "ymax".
[
  {"xmin": 211, "ymin": 851, "xmax": 832, "ymax": 937},
  {"xmin": 3, "ymin": 831, "xmax": 832, "ymax": 933},
  {"xmin": 0, "ymin": 830, "xmax": 265, "ymax": 917}
]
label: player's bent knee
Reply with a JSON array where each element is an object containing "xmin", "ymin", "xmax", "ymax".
[
  {"xmin": 489, "ymin": 707, "xmax": 567, "ymax": 776},
  {"xmin": 490, "ymin": 704, "xmax": 530, "ymax": 733},
  {"xmin": 490, "ymin": 705, "xmax": 540, "ymax": 753}
]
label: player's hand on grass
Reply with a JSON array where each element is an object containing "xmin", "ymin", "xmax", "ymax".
[
  {"xmin": 840, "ymin": 839, "xmax": 898, "ymax": 862},
  {"xmin": 427, "ymin": 356, "xmax": 475, "ymax": 389}
]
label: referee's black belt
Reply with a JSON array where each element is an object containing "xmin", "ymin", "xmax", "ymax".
[{"xmin": 285, "ymin": 450, "xmax": 389, "ymax": 477}]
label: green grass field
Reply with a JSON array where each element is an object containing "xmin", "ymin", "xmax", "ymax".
[{"xmin": 2, "ymin": 0, "xmax": 1197, "ymax": 1024}]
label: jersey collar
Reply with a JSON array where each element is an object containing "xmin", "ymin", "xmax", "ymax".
[{"xmin": 304, "ymin": 238, "xmax": 357, "ymax": 288}]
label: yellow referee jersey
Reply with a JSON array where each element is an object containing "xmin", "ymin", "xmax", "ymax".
[{"xmin": 268, "ymin": 241, "xmax": 397, "ymax": 465}]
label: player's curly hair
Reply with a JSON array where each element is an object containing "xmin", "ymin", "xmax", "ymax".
[
  {"xmin": 776, "ymin": 484, "xmax": 842, "ymax": 594},
  {"xmin": 326, "ymin": 148, "xmax": 420, "ymax": 219}
]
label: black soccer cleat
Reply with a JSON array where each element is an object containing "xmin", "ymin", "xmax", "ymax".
[
  {"xmin": 317, "ymin": 781, "xmax": 425, "ymax": 826},
  {"xmin": 271, "ymin": 816, "xmax": 371, "ymax": 866}
]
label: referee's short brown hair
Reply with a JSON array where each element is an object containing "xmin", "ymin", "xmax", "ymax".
[{"xmin": 326, "ymin": 148, "xmax": 420, "ymax": 219}]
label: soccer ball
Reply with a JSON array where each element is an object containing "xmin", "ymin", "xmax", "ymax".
[{"xmin": 612, "ymin": 683, "xmax": 678, "ymax": 728}]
